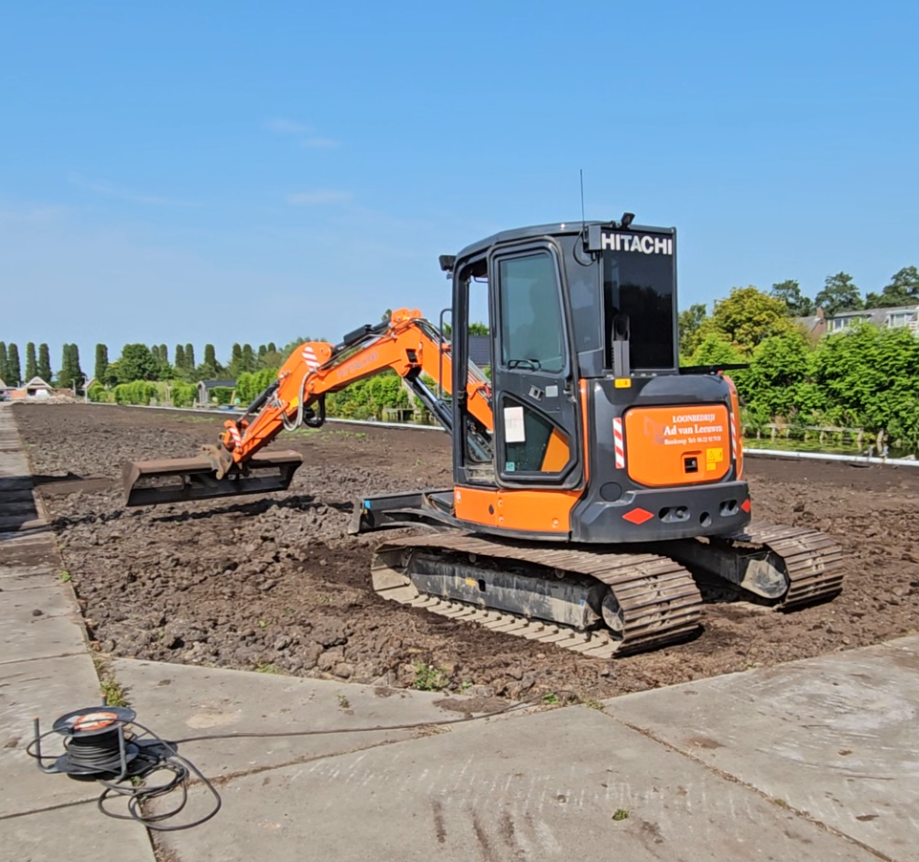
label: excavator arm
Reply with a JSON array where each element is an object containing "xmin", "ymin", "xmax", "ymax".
[{"xmin": 123, "ymin": 309, "xmax": 492, "ymax": 506}]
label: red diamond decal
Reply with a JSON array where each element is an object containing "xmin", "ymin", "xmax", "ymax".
[
  {"xmin": 740, "ymin": 499, "xmax": 751, "ymax": 513},
  {"xmin": 623, "ymin": 508, "xmax": 654, "ymax": 525}
]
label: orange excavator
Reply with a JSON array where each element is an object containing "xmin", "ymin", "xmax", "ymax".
[{"xmin": 124, "ymin": 218, "xmax": 844, "ymax": 657}]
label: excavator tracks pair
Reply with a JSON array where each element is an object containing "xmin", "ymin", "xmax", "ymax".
[{"xmin": 371, "ymin": 522, "xmax": 845, "ymax": 659}]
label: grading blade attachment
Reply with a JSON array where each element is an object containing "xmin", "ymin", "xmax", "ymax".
[{"xmin": 123, "ymin": 450, "xmax": 303, "ymax": 507}]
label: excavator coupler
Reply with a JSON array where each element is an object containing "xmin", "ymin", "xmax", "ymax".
[{"xmin": 122, "ymin": 450, "xmax": 303, "ymax": 507}]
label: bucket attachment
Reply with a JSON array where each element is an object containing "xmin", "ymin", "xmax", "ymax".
[{"xmin": 123, "ymin": 450, "xmax": 303, "ymax": 507}]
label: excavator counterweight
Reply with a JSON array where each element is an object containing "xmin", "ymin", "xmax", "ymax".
[{"xmin": 119, "ymin": 220, "xmax": 845, "ymax": 658}]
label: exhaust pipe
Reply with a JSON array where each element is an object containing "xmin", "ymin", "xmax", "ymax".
[{"xmin": 123, "ymin": 449, "xmax": 303, "ymax": 507}]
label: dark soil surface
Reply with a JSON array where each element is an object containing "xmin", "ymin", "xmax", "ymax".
[{"xmin": 14, "ymin": 403, "xmax": 919, "ymax": 702}]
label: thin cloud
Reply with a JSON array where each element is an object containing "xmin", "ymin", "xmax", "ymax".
[
  {"xmin": 287, "ymin": 190, "xmax": 354, "ymax": 206},
  {"xmin": 69, "ymin": 174, "xmax": 196, "ymax": 207},
  {"xmin": 0, "ymin": 203, "xmax": 68, "ymax": 224},
  {"xmin": 301, "ymin": 136, "xmax": 339, "ymax": 149},
  {"xmin": 266, "ymin": 117, "xmax": 313, "ymax": 135},
  {"xmin": 266, "ymin": 118, "xmax": 339, "ymax": 149}
]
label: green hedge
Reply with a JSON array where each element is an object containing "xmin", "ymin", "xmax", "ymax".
[
  {"xmin": 210, "ymin": 386, "xmax": 235, "ymax": 405},
  {"xmin": 326, "ymin": 372, "xmax": 409, "ymax": 421},
  {"xmin": 237, "ymin": 368, "xmax": 278, "ymax": 404},
  {"xmin": 114, "ymin": 381, "xmax": 158, "ymax": 405},
  {"xmin": 87, "ymin": 382, "xmax": 113, "ymax": 403},
  {"xmin": 170, "ymin": 381, "xmax": 197, "ymax": 407},
  {"xmin": 703, "ymin": 323, "xmax": 919, "ymax": 450}
]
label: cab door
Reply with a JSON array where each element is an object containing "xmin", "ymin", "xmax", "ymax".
[{"xmin": 490, "ymin": 243, "xmax": 582, "ymax": 489}]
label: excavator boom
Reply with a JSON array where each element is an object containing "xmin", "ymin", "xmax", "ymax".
[{"xmin": 123, "ymin": 309, "xmax": 492, "ymax": 506}]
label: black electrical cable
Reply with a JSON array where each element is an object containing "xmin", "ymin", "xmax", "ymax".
[
  {"xmin": 26, "ymin": 719, "xmax": 221, "ymax": 831},
  {"xmin": 64, "ymin": 730, "xmax": 127, "ymax": 772},
  {"xmin": 95, "ymin": 721, "xmax": 222, "ymax": 832},
  {"xmin": 171, "ymin": 688, "xmax": 579, "ymax": 745},
  {"xmin": 29, "ymin": 689, "xmax": 582, "ymax": 831}
]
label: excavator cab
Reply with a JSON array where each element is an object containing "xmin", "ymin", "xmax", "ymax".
[{"xmin": 361, "ymin": 219, "xmax": 749, "ymax": 544}]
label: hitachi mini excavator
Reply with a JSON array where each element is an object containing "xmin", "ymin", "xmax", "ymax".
[{"xmin": 124, "ymin": 218, "xmax": 844, "ymax": 657}]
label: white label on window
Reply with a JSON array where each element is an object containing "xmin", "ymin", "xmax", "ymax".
[
  {"xmin": 504, "ymin": 405, "xmax": 526, "ymax": 443},
  {"xmin": 545, "ymin": 385, "xmax": 558, "ymax": 398}
]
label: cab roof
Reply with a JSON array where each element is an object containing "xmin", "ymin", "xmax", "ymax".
[{"xmin": 451, "ymin": 220, "xmax": 676, "ymax": 264}]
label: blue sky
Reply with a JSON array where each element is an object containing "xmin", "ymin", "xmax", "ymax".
[{"xmin": 2, "ymin": 0, "xmax": 917, "ymax": 370}]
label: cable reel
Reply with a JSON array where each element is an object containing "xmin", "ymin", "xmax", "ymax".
[
  {"xmin": 34, "ymin": 706, "xmax": 139, "ymax": 779},
  {"xmin": 28, "ymin": 705, "xmax": 220, "ymax": 830}
]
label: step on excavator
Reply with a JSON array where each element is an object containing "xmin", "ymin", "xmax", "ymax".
[{"xmin": 124, "ymin": 218, "xmax": 844, "ymax": 658}]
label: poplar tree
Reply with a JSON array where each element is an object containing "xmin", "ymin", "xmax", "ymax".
[
  {"xmin": 7, "ymin": 344, "xmax": 21, "ymax": 386},
  {"xmin": 94, "ymin": 344, "xmax": 109, "ymax": 381},
  {"xmin": 25, "ymin": 343, "xmax": 37, "ymax": 380},
  {"xmin": 38, "ymin": 344, "xmax": 52, "ymax": 381},
  {"xmin": 241, "ymin": 343, "xmax": 255, "ymax": 373}
]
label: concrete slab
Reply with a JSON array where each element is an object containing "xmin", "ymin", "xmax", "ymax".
[
  {"xmin": 0, "ymin": 654, "xmax": 108, "ymax": 817},
  {"xmin": 0, "ymin": 533, "xmax": 59, "ymax": 569},
  {"xmin": 155, "ymin": 705, "xmax": 875, "ymax": 862},
  {"xmin": 0, "ymin": 583, "xmax": 87, "ymax": 665},
  {"xmin": 605, "ymin": 636, "xmax": 919, "ymax": 861},
  {"xmin": 0, "ymin": 801, "xmax": 156, "ymax": 861},
  {"xmin": 0, "ymin": 566, "xmax": 61, "ymax": 591},
  {"xmin": 112, "ymin": 658, "xmax": 519, "ymax": 779}
]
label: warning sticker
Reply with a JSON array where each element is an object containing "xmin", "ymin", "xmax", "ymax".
[{"xmin": 706, "ymin": 448, "xmax": 724, "ymax": 471}]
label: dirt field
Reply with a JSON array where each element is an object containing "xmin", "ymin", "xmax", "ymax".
[{"xmin": 13, "ymin": 403, "xmax": 919, "ymax": 702}]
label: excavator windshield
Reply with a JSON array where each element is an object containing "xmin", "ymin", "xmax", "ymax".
[{"xmin": 601, "ymin": 235, "xmax": 677, "ymax": 371}]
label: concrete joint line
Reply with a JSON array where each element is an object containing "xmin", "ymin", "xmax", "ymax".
[
  {"xmin": 189, "ymin": 726, "xmax": 451, "ymax": 790},
  {"xmin": 0, "ymin": 796, "xmax": 97, "ymax": 823},
  {"xmin": 0, "ymin": 650, "xmax": 86, "ymax": 667},
  {"xmin": 599, "ymin": 710, "xmax": 900, "ymax": 862}
]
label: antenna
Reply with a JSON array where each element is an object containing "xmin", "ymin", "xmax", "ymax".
[{"xmin": 579, "ymin": 169, "xmax": 586, "ymax": 229}]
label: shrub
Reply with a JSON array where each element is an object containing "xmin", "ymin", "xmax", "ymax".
[
  {"xmin": 210, "ymin": 386, "xmax": 236, "ymax": 405},
  {"xmin": 87, "ymin": 382, "xmax": 112, "ymax": 403},
  {"xmin": 237, "ymin": 368, "xmax": 278, "ymax": 404},
  {"xmin": 113, "ymin": 381, "xmax": 157, "ymax": 405},
  {"xmin": 169, "ymin": 381, "xmax": 197, "ymax": 408}
]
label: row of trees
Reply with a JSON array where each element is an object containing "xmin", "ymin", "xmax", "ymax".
[
  {"xmin": 94, "ymin": 341, "xmax": 297, "ymax": 387},
  {"xmin": 0, "ymin": 339, "xmax": 307, "ymax": 389},
  {"xmin": 0, "ymin": 342, "xmax": 84, "ymax": 389},
  {"xmin": 6, "ymin": 285, "xmax": 918, "ymax": 448},
  {"xmin": 764, "ymin": 266, "xmax": 919, "ymax": 317},
  {"xmin": 679, "ymin": 286, "xmax": 919, "ymax": 448}
]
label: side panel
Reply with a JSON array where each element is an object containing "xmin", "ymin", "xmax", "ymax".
[{"xmin": 454, "ymin": 485, "xmax": 581, "ymax": 534}]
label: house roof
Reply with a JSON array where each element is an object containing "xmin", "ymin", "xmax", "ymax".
[
  {"xmin": 827, "ymin": 305, "xmax": 918, "ymax": 326},
  {"xmin": 795, "ymin": 314, "xmax": 825, "ymax": 331},
  {"xmin": 0, "ymin": 378, "xmax": 8, "ymax": 390},
  {"xmin": 22, "ymin": 376, "xmax": 52, "ymax": 389},
  {"xmin": 198, "ymin": 379, "xmax": 237, "ymax": 389}
]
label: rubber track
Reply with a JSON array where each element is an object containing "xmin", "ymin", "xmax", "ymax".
[
  {"xmin": 725, "ymin": 522, "xmax": 845, "ymax": 610},
  {"xmin": 371, "ymin": 534, "xmax": 702, "ymax": 659}
]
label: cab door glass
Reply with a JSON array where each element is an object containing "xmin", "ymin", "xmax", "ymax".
[
  {"xmin": 501, "ymin": 395, "xmax": 571, "ymax": 474},
  {"xmin": 498, "ymin": 254, "xmax": 565, "ymax": 374}
]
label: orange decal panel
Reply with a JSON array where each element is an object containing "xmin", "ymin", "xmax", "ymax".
[
  {"xmin": 539, "ymin": 428, "xmax": 570, "ymax": 472},
  {"xmin": 455, "ymin": 486, "xmax": 581, "ymax": 534},
  {"xmin": 624, "ymin": 405, "xmax": 731, "ymax": 487}
]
